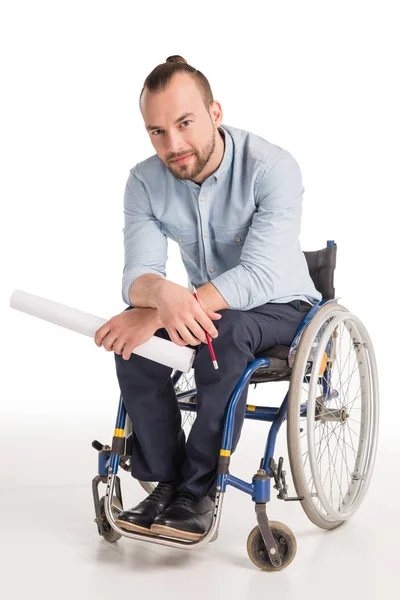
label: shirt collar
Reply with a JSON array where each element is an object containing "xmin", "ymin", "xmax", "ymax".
[{"xmin": 211, "ymin": 124, "xmax": 233, "ymax": 181}]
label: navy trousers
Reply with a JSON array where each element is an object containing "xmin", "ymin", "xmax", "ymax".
[{"xmin": 114, "ymin": 300, "xmax": 309, "ymax": 498}]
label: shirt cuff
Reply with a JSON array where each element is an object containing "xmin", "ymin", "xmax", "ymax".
[{"xmin": 211, "ymin": 267, "xmax": 257, "ymax": 311}]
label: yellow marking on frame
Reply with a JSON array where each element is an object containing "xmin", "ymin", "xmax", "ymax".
[
  {"xmin": 247, "ymin": 405, "xmax": 256, "ymax": 411},
  {"xmin": 319, "ymin": 352, "xmax": 328, "ymax": 375},
  {"xmin": 114, "ymin": 428, "xmax": 125, "ymax": 437},
  {"xmin": 220, "ymin": 449, "xmax": 231, "ymax": 457}
]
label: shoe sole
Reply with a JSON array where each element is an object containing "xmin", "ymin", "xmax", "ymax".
[
  {"xmin": 115, "ymin": 519, "xmax": 155, "ymax": 534},
  {"xmin": 150, "ymin": 523, "xmax": 205, "ymax": 541}
]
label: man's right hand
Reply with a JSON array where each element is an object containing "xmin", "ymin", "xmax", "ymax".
[
  {"xmin": 94, "ymin": 306, "xmax": 163, "ymax": 361},
  {"xmin": 154, "ymin": 280, "xmax": 222, "ymax": 347}
]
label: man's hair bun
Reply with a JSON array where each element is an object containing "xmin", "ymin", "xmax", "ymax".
[{"xmin": 166, "ymin": 55, "xmax": 187, "ymax": 64}]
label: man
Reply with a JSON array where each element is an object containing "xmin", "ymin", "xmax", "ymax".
[{"xmin": 94, "ymin": 55, "xmax": 322, "ymax": 541}]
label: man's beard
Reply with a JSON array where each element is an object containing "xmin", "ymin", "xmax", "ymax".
[{"xmin": 167, "ymin": 129, "xmax": 216, "ymax": 181}]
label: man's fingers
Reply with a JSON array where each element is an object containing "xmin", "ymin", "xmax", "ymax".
[
  {"xmin": 195, "ymin": 310, "xmax": 219, "ymax": 339},
  {"xmin": 94, "ymin": 323, "xmax": 111, "ymax": 346},
  {"xmin": 164, "ymin": 327, "xmax": 185, "ymax": 346},
  {"xmin": 102, "ymin": 331, "xmax": 119, "ymax": 351},
  {"xmin": 186, "ymin": 318, "xmax": 208, "ymax": 344},
  {"xmin": 176, "ymin": 325, "xmax": 202, "ymax": 346},
  {"xmin": 112, "ymin": 339, "xmax": 126, "ymax": 355},
  {"xmin": 205, "ymin": 305, "xmax": 222, "ymax": 319},
  {"xmin": 122, "ymin": 345, "xmax": 132, "ymax": 361}
]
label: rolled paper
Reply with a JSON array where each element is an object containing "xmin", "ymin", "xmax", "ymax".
[{"xmin": 10, "ymin": 290, "xmax": 195, "ymax": 373}]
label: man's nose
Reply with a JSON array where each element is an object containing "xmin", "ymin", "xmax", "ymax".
[{"xmin": 166, "ymin": 129, "xmax": 185, "ymax": 155}]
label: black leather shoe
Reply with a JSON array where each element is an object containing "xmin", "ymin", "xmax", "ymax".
[
  {"xmin": 115, "ymin": 482, "xmax": 177, "ymax": 533},
  {"xmin": 150, "ymin": 492, "xmax": 215, "ymax": 540}
]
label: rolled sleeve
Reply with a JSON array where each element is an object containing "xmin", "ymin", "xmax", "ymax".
[
  {"xmin": 122, "ymin": 169, "xmax": 168, "ymax": 306},
  {"xmin": 211, "ymin": 152, "xmax": 304, "ymax": 310}
]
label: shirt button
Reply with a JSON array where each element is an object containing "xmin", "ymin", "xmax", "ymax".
[
  {"xmin": 235, "ymin": 237, "xmax": 241, "ymax": 242},
  {"xmin": 204, "ymin": 232, "xmax": 208, "ymax": 237},
  {"xmin": 209, "ymin": 267, "xmax": 214, "ymax": 273},
  {"xmin": 178, "ymin": 237, "xmax": 183, "ymax": 242},
  {"xmin": 200, "ymin": 195, "xmax": 205, "ymax": 200}
]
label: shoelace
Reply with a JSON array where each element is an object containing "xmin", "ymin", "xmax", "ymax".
[
  {"xmin": 147, "ymin": 482, "xmax": 174, "ymax": 503},
  {"xmin": 172, "ymin": 492, "xmax": 195, "ymax": 509}
]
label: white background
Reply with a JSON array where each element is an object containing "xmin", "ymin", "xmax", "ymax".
[{"xmin": 1, "ymin": 1, "xmax": 399, "ymax": 596}]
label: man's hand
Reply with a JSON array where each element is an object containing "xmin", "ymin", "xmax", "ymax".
[
  {"xmin": 153, "ymin": 280, "xmax": 222, "ymax": 347},
  {"xmin": 94, "ymin": 307, "xmax": 161, "ymax": 361}
]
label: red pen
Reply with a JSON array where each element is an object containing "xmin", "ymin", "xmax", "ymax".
[{"xmin": 192, "ymin": 285, "xmax": 219, "ymax": 369}]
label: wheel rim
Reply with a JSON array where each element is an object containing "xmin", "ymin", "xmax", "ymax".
[{"xmin": 295, "ymin": 309, "xmax": 379, "ymax": 522}]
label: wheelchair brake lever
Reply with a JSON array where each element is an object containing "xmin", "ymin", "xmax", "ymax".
[
  {"xmin": 277, "ymin": 457, "xmax": 284, "ymax": 482},
  {"xmin": 268, "ymin": 457, "xmax": 283, "ymax": 489},
  {"xmin": 268, "ymin": 456, "xmax": 304, "ymax": 502}
]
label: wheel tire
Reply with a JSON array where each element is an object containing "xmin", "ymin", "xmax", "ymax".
[
  {"xmin": 287, "ymin": 302, "xmax": 379, "ymax": 529},
  {"xmin": 246, "ymin": 521, "xmax": 297, "ymax": 571},
  {"xmin": 99, "ymin": 496, "xmax": 123, "ymax": 542}
]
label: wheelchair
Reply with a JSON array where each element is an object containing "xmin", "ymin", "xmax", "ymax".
[{"xmin": 91, "ymin": 240, "xmax": 379, "ymax": 571}]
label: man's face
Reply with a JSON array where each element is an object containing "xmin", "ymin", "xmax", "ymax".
[{"xmin": 140, "ymin": 73, "xmax": 221, "ymax": 181}]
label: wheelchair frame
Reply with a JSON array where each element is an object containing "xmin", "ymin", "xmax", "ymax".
[{"xmin": 92, "ymin": 239, "xmax": 373, "ymax": 569}]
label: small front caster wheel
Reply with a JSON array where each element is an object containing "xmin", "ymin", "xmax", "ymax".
[
  {"xmin": 246, "ymin": 521, "xmax": 297, "ymax": 571},
  {"xmin": 99, "ymin": 496, "xmax": 123, "ymax": 543}
]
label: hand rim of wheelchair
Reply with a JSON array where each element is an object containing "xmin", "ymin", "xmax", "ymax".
[{"xmin": 287, "ymin": 302, "xmax": 379, "ymax": 529}]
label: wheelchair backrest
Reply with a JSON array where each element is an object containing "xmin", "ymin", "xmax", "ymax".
[{"xmin": 303, "ymin": 243, "xmax": 337, "ymax": 300}]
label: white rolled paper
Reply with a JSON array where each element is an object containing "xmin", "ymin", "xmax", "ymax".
[{"xmin": 10, "ymin": 290, "xmax": 196, "ymax": 373}]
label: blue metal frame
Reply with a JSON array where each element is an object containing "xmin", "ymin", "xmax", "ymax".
[
  {"xmin": 109, "ymin": 394, "xmax": 127, "ymax": 474},
  {"xmin": 102, "ymin": 240, "xmax": 337, "ymax": 506}
]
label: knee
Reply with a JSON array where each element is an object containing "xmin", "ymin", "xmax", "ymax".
[
  {"xmin": 214, "ymin": 309, "xmax": 246, "ymax": 333},
  {"xmin": 196, "ymin": 310, "xmax": 250, "ymax": 364},
  {"xmin": 212, "ymin": 310, "xmax": 248, "ymax": 344}
]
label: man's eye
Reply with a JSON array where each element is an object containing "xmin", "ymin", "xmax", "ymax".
[{"xmin": 152, "ymin": 121, "xmax": 191, "ymax": 136}]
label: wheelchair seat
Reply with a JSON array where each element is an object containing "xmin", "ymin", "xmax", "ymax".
[
  {"xmin": 250, "ymin": 345, "xmax": 292, "ymax": 383},
  {"xmin": 249, "ymin": 243, "xmax": 337, "ymax": 385}
]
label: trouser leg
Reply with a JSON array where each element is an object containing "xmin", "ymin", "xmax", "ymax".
[
  {"xmin": 177, "ymin": 302, "xmax": 308, "ymax": 497},
  {"xmin": 114, "ymin": 308, "xmax": 186, "ymax": 482}
]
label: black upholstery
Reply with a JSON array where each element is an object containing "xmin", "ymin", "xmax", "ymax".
[
  {"xmin": 303, "ymin": 244, "xmax": 337, "ymax": 300},
  {"xmin": 249, "ymin": 243, "xmax": 337, "ymax": 383}
]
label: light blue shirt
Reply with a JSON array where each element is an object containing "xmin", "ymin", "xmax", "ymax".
[{"xmin": 121, "ymin": 124, "xmax": 322, "ymax": 310}]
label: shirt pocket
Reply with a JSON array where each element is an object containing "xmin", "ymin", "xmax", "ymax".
[
  {"xmin": 210, "ymin": 225, "xmax": 250, "ymax": 269},
  {"xmin": 211, "ymin": 224, "xmax": 249, "ymax": 245},
  {"xmin": 162, "ymin": 223, "xmax": 198, "ymax": 245},
  {"xmin": 161, "ymin": 224, "xmax": 199, "ymax": 261}
]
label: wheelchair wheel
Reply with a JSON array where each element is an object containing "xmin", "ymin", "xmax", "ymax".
[
  {"xmin": 138, "ymin": 368, "xmax": 197, "ymax": 494},
  {"xmin": 98, "ymin": 496, "xmax": 123, "ymax": 542},
  {"xmin": 247, "ymin": 521, "xmax": 297, "ymax": 571},
  {"xmin": 287, "ymin": 302, "xmax": 379, "ymax": 529}
]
